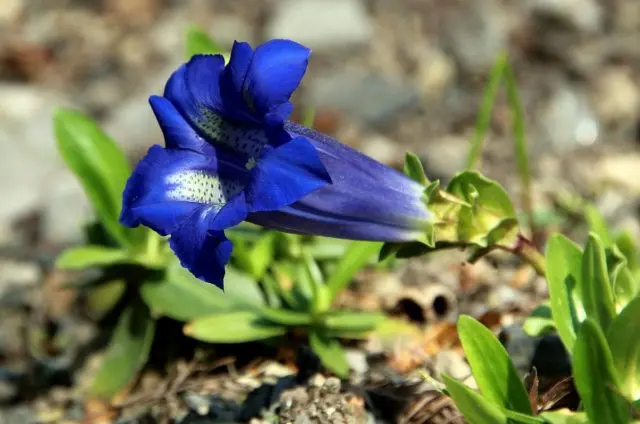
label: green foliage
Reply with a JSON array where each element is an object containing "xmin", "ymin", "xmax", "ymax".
[
  {"xmin": 465, "ymin": 51, "xmax": 507, "ymax": 170},
  {"xmin": 186, "ymin": 232, "xmax": 384, "ymax": 377},
  {"xmin": 90, "ymin": 301, "xmax": 155, "ymax": 399},
  {"xmin": 54, "ymin": 109, "xmax": 149, "ymax": 250},
  {"xmin": 185, "ymin": 311, "xmax": 288, "ymax": 343},
  {"xmin": 457, "ymin": 315, "xmax": 532, "ymax": 414},
  {"xmin": 572, "ymin": 319, "xmax": 630, "ymax": 424}
]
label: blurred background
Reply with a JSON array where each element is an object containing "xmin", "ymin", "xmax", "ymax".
[
  {"xmin": 0, "ymin": 0, "xmax": 639, "ymax": 421},
  {"xmin": 0, "ymin": 0, "xmax": 639, "ymax": 251}
]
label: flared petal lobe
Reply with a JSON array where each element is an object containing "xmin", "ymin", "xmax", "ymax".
[{"xmin": 120, "ymin": 144, "xmax": 250, "ymax": 287}]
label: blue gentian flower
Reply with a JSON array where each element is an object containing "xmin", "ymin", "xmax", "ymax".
[{"xmin": 120, "ymin": 39, "xmax": 432, "ymax": 288}]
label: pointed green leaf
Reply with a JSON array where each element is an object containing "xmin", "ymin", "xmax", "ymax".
[
  {"xmin": 615, "ymin": 230, "xmax": 639, "ymax": 271},
  {"xmin": 607, "ymin": 295, "xmax": 640, "ymax": 400},
  {"xmin": 56, "ymin": 246, "xmax": 131, "ymax": 270},
  {"xmin": 465, "ymin": 51, "xmax": 507, "ymax": 170},
  {"xmin": 86, "ymin": 279, "xmax": 126, "ymax": 320},
  {"xmin": 185, "ymin": 311, "xmax": 286, "ymax": 343},
  {"xmin": 585, "ymin": 205, "xmax": 613, "ymax": 246},
  {"xmin": 612, "ymin": 263, "xmax": 638, "ymax": 312},
  {"xmin": 540, "ymin": 410, "xmax": 589, "ymax": 424},
  {"xmin": 54, "ymin": 109, "xmax": 145, "ymax": 249},
  {"xmin": 573, "ymin": 319, "xmax": 630, "ymax": 424},
  {"xmin": 325, "ymin": 241, "xmax": 382, "ymax": 301},
  {"xmin": 185, "ymin": 25, "xmax": 225, "ymax": 59},
  {"xmin": 545, "ymin": 233, "xmax": 584, "ymax": 353},
  {"xmin": 257, "ymin": 307, "xmax": 313, "ymax": 326},
  {"xmin": 323, "ymin": 311, "xmax": 384, "ymax": 333},
  {"xmin": 581, "ymin": 233, "xmax": 616, "ymax": 332},
  {"xmin": 457, "ymin": 315, "xmax": 532, "ymax": 414},
  {"xmin": 442, "ymin": 374, "xmax": 509, "ymax": 424},
  {"xmin": 141, "ymin": 262, "xmax": 263, "ymax": 321},
  {"xmin": 90, "ymin": 302, "xmax": 155, "ymax": 398},
  {"xmin": 309, "ymin": 329, "xmax": 349, "ymax": 377},
  {"xmin": 403, "ymin": 152, "xmax": 428, "ymax": 185}
]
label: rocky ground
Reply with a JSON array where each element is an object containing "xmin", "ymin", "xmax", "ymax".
[{"xmin": 0, "ymin": 0, "xmax": 639, "ymax": 423}]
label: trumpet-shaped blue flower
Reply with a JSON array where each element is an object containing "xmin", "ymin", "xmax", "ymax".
[{"xmin": 120, "ymin": 39, "xmax": 432, "ymax": 288}]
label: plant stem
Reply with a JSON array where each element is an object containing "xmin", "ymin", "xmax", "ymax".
[{"xmin": 511, "ymin": 234, "xmax": 546, "ymax": 277}]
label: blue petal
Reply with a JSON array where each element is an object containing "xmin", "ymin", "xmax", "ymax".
[
  {"xmin": 169, "ymin": 208, "xmax": 233, "ymax": 288},
  {"xmin": 219, "ymin": 41, "xmax": 256, "ymax": 123},
  {"xmin": 245, "ymin": 137, "xmax": 330, "ymax": 213},
  {"xmin": 209, "ymin": 191, "xmax": 249, "ymax": 231},
  {"xmin": 149, "ymin": 95, "xmax": 211, "ymax": 153},
  {"xmin": 120, "ymin": 145, "xmax": 248, "ymax": 236},
  {"xmin": 164, "ymin": 55, "xmax": 226, "ymax": 123},
  {"xmin": 243, "ymin": 39, "xmax": 310, "ymax": 116}
]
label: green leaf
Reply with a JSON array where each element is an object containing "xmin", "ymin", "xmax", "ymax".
[
  {"xmin": 90, "ymin": 302, "xmax": 155, "ymax": 399},
  {"xmin": 86, "ymin": 279, "xmax": 126, "ymax": 320},
  {"xmin": 572, "ymin": 319, "xmax": 630, "ymax": 424},
  {"xmin": 232, "ymin": 231, "xmax": 276, "ymax": 280},
  {"xmin": 307, "ymin": 237, "xmax": 350, "ymax": 260},
  {"xmin": 522, "ymin": 303, "xmax": 556, "ymax": 337},
  {"xmin": 325, "ymin": 241, "xmax": 381, "ymax": 302},
  {"xmin": 403, "ymin": 152, "xmax": 428, "ymax": 185},
  {"xmin": 612, "ymin": 263, "xmax": 638, "ymax": 312},
  {"xmin": 585, "ymin": 205, "xmax": 613, "ymax": 246},
  {"xmin": 503, "ymin": 60, "xmax": 535, "ymax": 238},
  {"xmin": 185, "ymin": 25, "xmax": 225, "ymax": 59},
  {"xmin": 545, "ymin": 233, "xmax": 584, "ymax": 353},
  {"xmin": 442, "ymin": 374, "xmax": 508, "ymax": 424},
  {"xmin": 607, "ymin": 295, "xmax": 640, "ymax": 400},
  {"xmin": 54, "ymin": 109, "xmax": 144, "ymax": 249},
  {"xmin": 257, "ymin": 307, "xmax": 313, "ymax": 326},
  {"xmin": 308, "ymin": 329, "xmax": 349, "ymax": 377},
  {"xmin": 540, "ymin": 410, "xmax": 589, "ymax": 424},
  {"xmin": 615, "ymin": 230, "xmax": 639, "ymax": 271},
  {"xmin": 141, "ymin": 262, "xmax": 263, "ymax": 321},
  {"xmin": 581, "ymin": 233, "xmax": 616, "ymax": 332},
  {"xmin": 465, "ymin": 51, "xmax": 507, "ymax": 170},
  {"xmin": 323, "ymin": 311, "xmax": 384, "ymax": 333},
  {"xmin": 56, "ymin": 246, "xmax": 131, "ymax": 270},
  {"xmin": 457, "ymin": 315, "xmax": 532, "ymax": 414},
  {"xmin": 185, "ymin": 311, "xmax": 286, "ymax": 343}
]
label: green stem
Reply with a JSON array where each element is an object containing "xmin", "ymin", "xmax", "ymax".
[{"xmin": 511, "ymin": 235, "xmax": 546, "ymax": 277}]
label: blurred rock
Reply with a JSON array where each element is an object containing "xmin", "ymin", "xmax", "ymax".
[
  {"xmin": 440, "ymin": 0, "xmax": 509, "ymax": 75},
  {"xmin": 612, "ymin": 0, "xmax": 640, "ymax": 32},
  {"xmin": 210, "ymin": 14, "xmax": 253, "ymax": 47},
  {"xmin": 0, "ymin": 0, "xmax": 23, "ymax": 24},
  {"xmin": 40, "ymin": 170, "xmax": 93, "ymax": 245},
  {"xmin": 527, "ymin": 0, "xmax": 603, "ymax": 33},
  {"xmin": 416, "ymin": 46, "xmax": 457, "ymax": 100},
  {"xmin": 308, "ymin": 72, "xmax": 420, "ymax": 126},
  {"xmin": 265, "ymin": 0, "xmax": 373, "ymax": 52},
  {"xmin": 595, "ymin": 154, "xmax": 640, "ymax": 195},
  {"xmin": 591, "ymin": 66, "xmax": 640, "ymax": 129},
  {"xmin": 357, "ymin": 134, "xmax": 402, "ymax": 166},
  {"xmin": 103, "ymin": 67, "xmax": 169, "ymax": 157},
  {"xmin": 419, "ymin": 134, "xmax": 468, "ymax": 180},
  {"xmin": 0, "ymin": 259, "xmax": 39, "ymax": 297},
  {"xmin": 499, "ymin": 325, "xmax": 540, "ymax": 377},
  {"xmin": 0, "ymin": 84, "xmax": 75, "ymax": 226},
  {"xmin": 536, "ymin": 83, "xmax": 599, "ymax": 152},
  {"xmin": 433, "ymin": 350, "xmax": 474, "ymax": 387}
]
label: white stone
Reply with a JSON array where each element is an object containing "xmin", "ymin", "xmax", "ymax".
[{"xmin": 265, "ymin": 0, "xmax": 373, "ymax": 52}]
